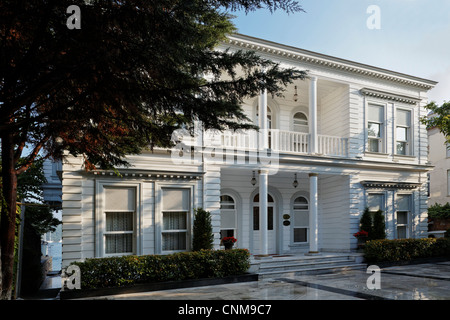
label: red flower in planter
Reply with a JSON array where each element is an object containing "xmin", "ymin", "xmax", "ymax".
[
  {"xmin": 353, "ymin": 230, "xmax": 369, "ymax": 238},
  {"xmin": 221, "ymin": 237, "xmax": 237, "ymax": 244}
]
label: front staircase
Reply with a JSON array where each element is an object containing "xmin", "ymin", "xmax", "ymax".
[{"xmin": 249, "ymin": 252, "xmax": 367, "ymax": 279}]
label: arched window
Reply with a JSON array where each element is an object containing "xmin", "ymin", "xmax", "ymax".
[
  {"xmin": 220, "ymin": 195, "xmax": 236, "ymax": 239},
  {"xmin": 293, "ymin": 112, "xmax": 308, "ymax": 132},
  {"xmin": 293, "ymin": 196, "xmax": 309, "ymax": 243}
]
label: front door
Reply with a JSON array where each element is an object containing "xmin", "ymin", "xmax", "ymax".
[{"xmin": 252, "ymin": 193, "xmax": 276, "ymax": 254}]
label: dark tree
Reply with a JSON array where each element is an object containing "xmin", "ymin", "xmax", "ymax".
[{"xmin": 0, "ymin": 0, "xmax": 305, "ymax": 298}]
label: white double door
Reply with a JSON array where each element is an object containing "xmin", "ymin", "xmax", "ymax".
[{"xmin": 252, "ymin": 201, "xmax": 276, "ymax": 255}]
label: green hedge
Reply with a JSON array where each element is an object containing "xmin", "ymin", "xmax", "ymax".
[
  {"xmin": 364, "ymin": 238, "xmax": 450, "ymax": 263},
  {"xmin": 71, "ymin": 249, "xmax": 250, "ymax": 289}
]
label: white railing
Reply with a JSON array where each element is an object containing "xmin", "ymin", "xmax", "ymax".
[
  {"xmin": 213, "ymin": 129, "xmax": 348, "ymax": 158},
  {"xmin": 220, "ymin": 130, "xmax": 258, "ymax": 150},
  {"xmin": 270, "ymin": 130, "xmax": 309, "ymax": 154},
  {"xmin": 318, "ymin": 134, "xmax": 348, "ymax": 157}
]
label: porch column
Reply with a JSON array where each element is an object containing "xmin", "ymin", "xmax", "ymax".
[
  {"xmin": 258, "ymin": 89, "xmax": 269, "ymax": 149},
  {"xmin": 259, "ymin": 169, "xmax": 269, "ymax": 255},
  {"xmin": 308, "ymin": 173, "xmax": 319, "ymax": 254},
  {"xmin": 309, "ymin": 77, "xmax": 318, "ymax": 154}
]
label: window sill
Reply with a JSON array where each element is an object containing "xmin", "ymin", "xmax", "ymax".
[
  {"xmin": 364, "ymin": 152, "xmax": 389, "ymax": 158},
  {"xmin": 393, "ymin": 154, "xmax": 416, "ymax": 161}
]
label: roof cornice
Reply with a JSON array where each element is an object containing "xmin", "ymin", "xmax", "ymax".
[
  {"xmin": 224, "ymin": 34, "xmax": 438, "ymax": 91},
  {"xmin": 360, "ymin": 88, "xmax": 422, "ymax": 105}
]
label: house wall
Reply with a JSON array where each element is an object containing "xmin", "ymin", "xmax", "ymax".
[{"xmin": 60, "ymin": 36, "xmax": 435, "ymax": 267}]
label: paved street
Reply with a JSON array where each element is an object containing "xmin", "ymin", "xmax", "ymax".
[{"xmin": 83, "ymin": 261, "xmax": 450, "ymax": 300}]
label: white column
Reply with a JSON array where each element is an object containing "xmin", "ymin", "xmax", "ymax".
[
  {"xmin": 259, "ymin": 89, "xmax": 269, "ymax": 149},
  {"xmin": 309, "ymin": 77, "xmax": 318, "ymax": 154},
  {"xmin": 259, "ymin": 169, "xmax": 269, "ymax": 255},
  {"xmin": 308, "ymin": 173, "xmax": 319, "ymax": 254}
]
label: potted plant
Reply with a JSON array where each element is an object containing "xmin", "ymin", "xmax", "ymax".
[
  {"xmin": 353, "ymin": 230, "xmax": 369, "ymax": 249},
  {"xmin": 221, "ymin": 236, "xmax": 237, "ymax": 250}
]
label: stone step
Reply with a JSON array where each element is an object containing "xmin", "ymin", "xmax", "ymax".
[
  {"xmin": 258, "ymin": 263, "xmax": 368, "ymax": 279},
  {"xmin": 249, "ymin": 253, "xmax": 367, "ymax": 279},
  {"xmin": 258, "ymin": 257, "xmax": 357, "ymax": 273}
]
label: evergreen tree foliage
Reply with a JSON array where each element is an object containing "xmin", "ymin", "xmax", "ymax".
[
  {"xmin": 360, "ymin": 207, "xmax": 372, "ymax": 237},
  {"xmin": 371, "ymin": 209, "xmax": 386, "ymax": 240},
  {"xmin": 192, "ymin": 208, "xmax": 214, "ymax": 251},
  {"xmin": 0, "ymin": 0, "xmax": 305, "ymax": 299}
]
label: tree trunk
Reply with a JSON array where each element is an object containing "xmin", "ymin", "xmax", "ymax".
[{"xmin": 1, "ymin": 132, "xmax": 18, "ymax": 300}]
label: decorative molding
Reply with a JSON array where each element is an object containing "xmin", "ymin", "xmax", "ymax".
[
  {"xmin": 224, "ymin": 34, "xmax": 438, "ymax": 90},
  {"xmin": 361, "ymin": 181, "xmax": 421, "ymax": 190},
  {"xmin": 88, "ymin": 169, "xmax": 204, "ymax": 180},
  {"xmin": 360, "ymin": 88, "xmax": 421, "ymax": 105}
]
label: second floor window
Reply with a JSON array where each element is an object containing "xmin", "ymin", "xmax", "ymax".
[
  {"xmin": 396, "ymin": 109, "xmax": 412, "ymax": 155},
  {"xmin": 368, "ymin": 104, "xmax": 384, "ymax": 153}
]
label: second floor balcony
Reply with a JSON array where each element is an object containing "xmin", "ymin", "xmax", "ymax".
[{"xmin": 217, "ymin": 129, "xmax": 348, "ymax": 158}]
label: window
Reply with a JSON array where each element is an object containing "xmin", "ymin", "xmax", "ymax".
[
  {"xmin": 220, "ymin": 195, "xmax": 237, "ymax": 239},
  {"xmin": 367, "ymin": 193, "xmax": 384, "ymax": 213},
  {"xmin": 396, "ymin": 195, "xmax": 411, "ymax": 239},
  {"xmin": 293, "ymin": 196, "xmax": 309, "ymax": 243},
  {"xmin": 253, "ymin": 193, "xmax": 274, "ymax": 231},
  {"xmin": 367, "ymin": 104, "xmax": 384, "ymax": 153},
  {"xmin": 103, "ymin": 187, "xmax": 136, "ymax": 255},
  {"xmin": 293, "ymin": 112, "xmax": 308, "ymax": 133},
  {"xmin": 161, "ymin": 188, "xmax": 190, "ymax": 252},
  {"xmin": 396, "ymin": 109, "xmax": 412, "ymax": 155}
]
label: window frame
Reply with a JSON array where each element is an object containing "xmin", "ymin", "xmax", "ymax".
[
  {"xmin": 395, "ymin": 194, "xmax": 412, "ymax": 239},
  {"xmin": 292, "ymin": 196, "xmax": 309, "ymax": 244},
  {"xmin": 220, "ymin": 194, "xmax": 237, "ymax": 242},
  {"xmin": 366, "ymin": 103, "xmax": 386, "ymax": 154},
  {"xmin": 95, "ymin": 181, "xmax": 142, "ymax": 258},
  {"xmin": 155, "ymin": 183, "xmax": 195, "ymax": 255},
  {"xmin": 395, "ymin": 108, "xmax": 413, "ymax": 156}
]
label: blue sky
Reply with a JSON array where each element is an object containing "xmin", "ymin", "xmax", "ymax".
[{"xmin": 230, "ymin": 0, "xmax": 450, "ymax": 105}]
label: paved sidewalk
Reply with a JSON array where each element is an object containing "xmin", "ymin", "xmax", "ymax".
[{"xmin": 81, "ymin": 261, "xmax": 450, "ymax": 300}]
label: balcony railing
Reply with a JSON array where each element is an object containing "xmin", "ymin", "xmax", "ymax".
[{"xmin": 211, "ymin": 129, "xmax": 348, "ymax": 158}]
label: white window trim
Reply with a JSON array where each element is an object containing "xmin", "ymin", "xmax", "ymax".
[
  {"xmin": 394, "ymin": 107, "xmax": 414, "ymax": 157},
  {"xmin": 365, "ymin": 101, "xmax": 387, "ymax": 154},
  {"xmin": 220, "ymin": 194, "xmax": 237, "ymax": 243},
  {"xmin": 95, "ymin": 180, "xmax": 143, "ymax": 258},
  {"xmin": 395, "ymin": 193, "xmax": 412, "ymax": 239},
  {"xmin": 155, "ymin": 182, "xmax": 195, "ymax": 255},
  {"xmin": 290, "ymin": 192, "xmax": 310, "ymax": 246}
]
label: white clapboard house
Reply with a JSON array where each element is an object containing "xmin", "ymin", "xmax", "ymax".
[{"xmin": 60, "ymin": 34, "xmax": 437, "ymax": 267}]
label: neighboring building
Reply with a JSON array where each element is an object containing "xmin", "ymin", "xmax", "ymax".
[
  {"xmin": 60, "ymin": 34, "xmax": 437, "ymax": 268},
  {"xmin": 42, "ymin": 159, "xmax": 63, "ymax": 210},
  {"xmin": 427, "ymin": 126, "xmax": 450, "ymax": 206}
]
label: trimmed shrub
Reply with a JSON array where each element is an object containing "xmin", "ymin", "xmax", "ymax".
[
  {"xmin": 71, "ymin": 249, "xmax": 250, "ymax": 290},
  {"xmin": 364, "ymin": 238, "xmax": 450, "ymax": 263},
  {"xmin": 192, "ymin": 208, "xmax": 214, "ymax": 251}
]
